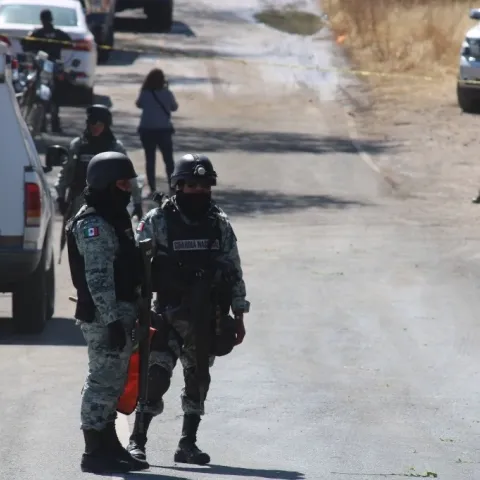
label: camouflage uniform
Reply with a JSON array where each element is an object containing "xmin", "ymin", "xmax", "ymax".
[
  {"xmin": 135, "ymin": 202, "xmax": 247, "ymax": 417},
  {"xmin": 72, "ymin": 205, "xmax": 138, "ymax": 431},
  {"xmin": 55, "ymin": 138, "xmax": 142, "ymax": 218}
]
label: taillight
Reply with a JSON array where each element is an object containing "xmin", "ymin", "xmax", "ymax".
[
  {"xmin": 73, "ymin": 39, "xmax": 93, "ymax": 51},
  {"xmin": 25, "ymin": 183, "xmax": 41, "ymax": 226},
  {"xmin": 0, "ymin": 34, "xmax": 11, "ymax": 46},
  {"xmin": 11, "ymin": 58, "xmax": 18, "ymax": 69}
]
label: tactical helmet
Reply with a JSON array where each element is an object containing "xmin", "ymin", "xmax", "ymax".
[
  {"xmin": 170, "ymin": 153, "xmax": 217, "ymax": 188},
  {"xmin": 211, "ymin": 314, "xmax": 237, "ymax": 357},
  {"xmin": 86, "ymin": 151, "xmax": 137, "ymax": 190},
  {"xmin": 86, "ymin": 104, "xmax": 112, "ymax": 127}
]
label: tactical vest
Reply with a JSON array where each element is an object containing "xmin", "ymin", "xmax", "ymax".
[
  {"xmin": 70, "ymin": 137, "xmax": 116, "ymax": 195},
  {"xmin": 66, "ymin": 209, "xmax": 142, "ymax": 323},
  {"xmin": 153, "ymin": 199, "xmax": 223, "ymax": 308}
]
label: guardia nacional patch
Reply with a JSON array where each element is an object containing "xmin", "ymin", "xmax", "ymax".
[{"xmin": 84, "ymin": 226, "xmax": 100, "ymax": 239}]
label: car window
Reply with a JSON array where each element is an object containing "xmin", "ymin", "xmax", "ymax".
[{"xmin": 0, "ymin": 5, "xmax": 78, "ymax": 27}]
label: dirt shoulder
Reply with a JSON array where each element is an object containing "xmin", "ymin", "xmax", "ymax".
[
  {"xmin": 319, "ymin": 0, "xmax": 480, "ymax": 224},
  {"xmin": 345, "ymin": 85, "xmax": 480, "ymax": 220}
]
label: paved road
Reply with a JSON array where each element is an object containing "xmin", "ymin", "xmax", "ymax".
[{"xmin": 0, "ymin": 1, "xmax": 479, "ymax": 479}]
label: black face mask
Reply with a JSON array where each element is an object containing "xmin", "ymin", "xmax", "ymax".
[
  {"xmin": 111, "ymin": 186, "xmax": 132, "ymax": 209},
  {"xmin": 84, "ymin": 185, "xmax": 131, "ymax": 221},
  {"xmin": 175, "ymin": 191, "xmax": 212, "ymax": 219}
]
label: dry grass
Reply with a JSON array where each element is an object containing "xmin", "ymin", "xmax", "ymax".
[
  {"xmin": 255, "ymin": 7, "xmax": 324, "ymax": 36},
  {"xmin": 321, "ymin": 0, "xmax": 477, "ymax": 101}
]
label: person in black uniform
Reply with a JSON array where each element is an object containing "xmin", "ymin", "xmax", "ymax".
[
  {"xmin": 55, "ymin": 105, "xmax": 143, "ymax": 221},
  {"xmin": 127, "ymin": 153, "xmax": 250, "ymax": 465},
  {"xmin": 21, "ymin": 9, "xmax": 73, "ymax": 132}
]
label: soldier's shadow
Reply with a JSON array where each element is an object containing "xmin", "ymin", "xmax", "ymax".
[
  {"xmin": 122, "ymin": 473, "xmax": 188, "ymax": 479},
  {"xmin": 154, "ymin": 464, "xmax": 305, "ymax": 479}
]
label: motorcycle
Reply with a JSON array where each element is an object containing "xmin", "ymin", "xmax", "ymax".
[
  {"xmin": 18, "ymin": 50, "xmax": 54, "ymax": 137},
  {"xmin": 17, "ymin": 53, "xmax": 83, "ymax": 136}
]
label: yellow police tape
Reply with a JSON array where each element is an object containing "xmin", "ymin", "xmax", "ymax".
[{"xmin": 8, "ymin": 34, "xmax": 478, "ymax": 85}]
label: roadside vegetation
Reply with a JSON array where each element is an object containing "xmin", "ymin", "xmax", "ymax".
[
  {"xmin": 255, "ymin": 6, "xmax": 324, "ymax": 36},
  {"xmin": 321, "ymin": 0, "xmax": 476, "ymax": 99}
]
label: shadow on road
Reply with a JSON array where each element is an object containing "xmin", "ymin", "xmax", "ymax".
[
  {"xmin": 0, "ymin": 317, "xmax": 85, "ymax": 346},
  {"xmin": 163, "ymin": 464, "xmax": 305, "ymax": 479},
  {"xmin": 105, "ymin": 48, "xmax": 140, "ymax": 66},
  {"xmin": 114, "ymin": 17, "xmax": 195, "ymax": 36},
  {"xmin": 127, "ymin": 473, "xmax": 188, "ymax": 480},
  {"xmin": 111, "ymin": 42, "xmax": 233, "ymax": 63},
  {"xmin": 211, "ymin": 188, "xmax": 370, "ymax": 216},
  {"xmin": 93, "ymin": 93, "xmax": 113, "ymax": 108},
  {"xmin": 113, "ymin": 123, "xmax": 395, "ymax": 155},
  {"xmin": 104, "ymin": 44, "xmax": 223, "ymax": 67},
  {"xmin": 94, "ymin": 72, "xmax": 222, "ymax": 88}
]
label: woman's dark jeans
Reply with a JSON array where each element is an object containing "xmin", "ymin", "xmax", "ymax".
[{"xmin": 139, "ymin": 128, "xmax": 174, "ymax": 193}]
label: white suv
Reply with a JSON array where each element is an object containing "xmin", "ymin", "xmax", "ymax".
[
  {"xmin": 0, "ymin": 41, "xmax": 60, "ymax": 334},
  {"xmin": 457, "ymin": 8, "xmax": 480, "ymax": 112}
]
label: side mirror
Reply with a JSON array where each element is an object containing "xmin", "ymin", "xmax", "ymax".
[
  {"xmin": 45, "ymin": 144, "xmax": 68, "ymax": 171},
  {"xmin": 470, "ymin": 8, "xmax": 480, "ymax": 20}
]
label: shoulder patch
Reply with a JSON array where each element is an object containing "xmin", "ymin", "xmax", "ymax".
[{"xmin": 83, "ymin": 226, "xmax": 100, "ymax": 239}]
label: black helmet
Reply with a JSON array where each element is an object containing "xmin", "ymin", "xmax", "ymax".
[
  {"xmin": 86, "ymin": 104, "xmax": 112, "ymax": 127},
  {"xmin": 86, "ymin": 152, "xmax": 137, "ymax": 190},
  {"xmin": 211, "ymin": 314, "xmax": 236, "ymax": 357},
  {"xmin": 170, "ymin": 153, "xmax": 217, "ymax": 188}
]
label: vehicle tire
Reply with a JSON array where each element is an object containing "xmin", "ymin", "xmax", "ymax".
[
  {"xmin": 12, "ymin": 247, "xmax": 50, "ymax": 334},
  {"xmin": 145, "ymin": 1, "xmax": 173, "ymax": 31},
  {"xmin": 457, "ymin": 83, "xmax": 478, "ymax": 113}
]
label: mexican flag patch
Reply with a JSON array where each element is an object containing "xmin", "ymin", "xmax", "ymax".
[{"xmin": 84, "ymin": 226, "xmax": 100, "ymax": 238}]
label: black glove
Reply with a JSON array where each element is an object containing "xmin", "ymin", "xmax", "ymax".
[
  {"xmin": 131, "ymin": 203, "xmax": 143, "ymax": 220},
  {"xmin": 233, "ymin": 312, "xmax": 246, "ymax": 345},
  {"xmin": 56, "ymin": 197, "xmax": 67, "ymax": 216},
  {"xmin": 107, "ymin": 320, "xmax": 127, "ymax": 351}
]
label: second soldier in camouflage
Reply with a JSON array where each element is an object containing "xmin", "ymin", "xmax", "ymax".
[{"xmin": 127, "ymin": 153, "xmax": 250, "ymax": 465}]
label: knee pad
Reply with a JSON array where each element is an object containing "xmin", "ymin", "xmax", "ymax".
[{"xmin": 148, "ymin": 365, "xmax": 171, "ymax": 401}]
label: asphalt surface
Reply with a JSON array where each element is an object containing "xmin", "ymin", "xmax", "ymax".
[{"xmin": 0, "ymin": 1, "xmax": 479, "ymax": 479}]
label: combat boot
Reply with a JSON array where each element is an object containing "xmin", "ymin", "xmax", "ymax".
[
  {"xmin": 105, "ymin": 421, "xmax": 150, "ymax": 471},
  {"xmin": 127, "ymin": 412, "xmax": 154, "ymax": 461},
  {"xmin": 80, "ymin": 428, "xmax": 131, "ymax": 474},
  {"xmin": 173, "ymin": 414, "xmax": 210, "ymax": 465}
]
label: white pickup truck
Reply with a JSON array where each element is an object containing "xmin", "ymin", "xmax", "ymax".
[{"xmin": 0, "ymin": 41, "xmax": 62, "ymax": 334}]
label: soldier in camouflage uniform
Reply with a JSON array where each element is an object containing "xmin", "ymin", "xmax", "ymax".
[
  {"xmin": 127, "ymin": 153, "xmax": 250, "ymax": 465},
  {"xmin": 66, "ymin": 151, "xmax": 149, "ymax": 474},
  {"xmin": 55, "ymin": 104, "xmax": 143, "ymax": 220}
]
